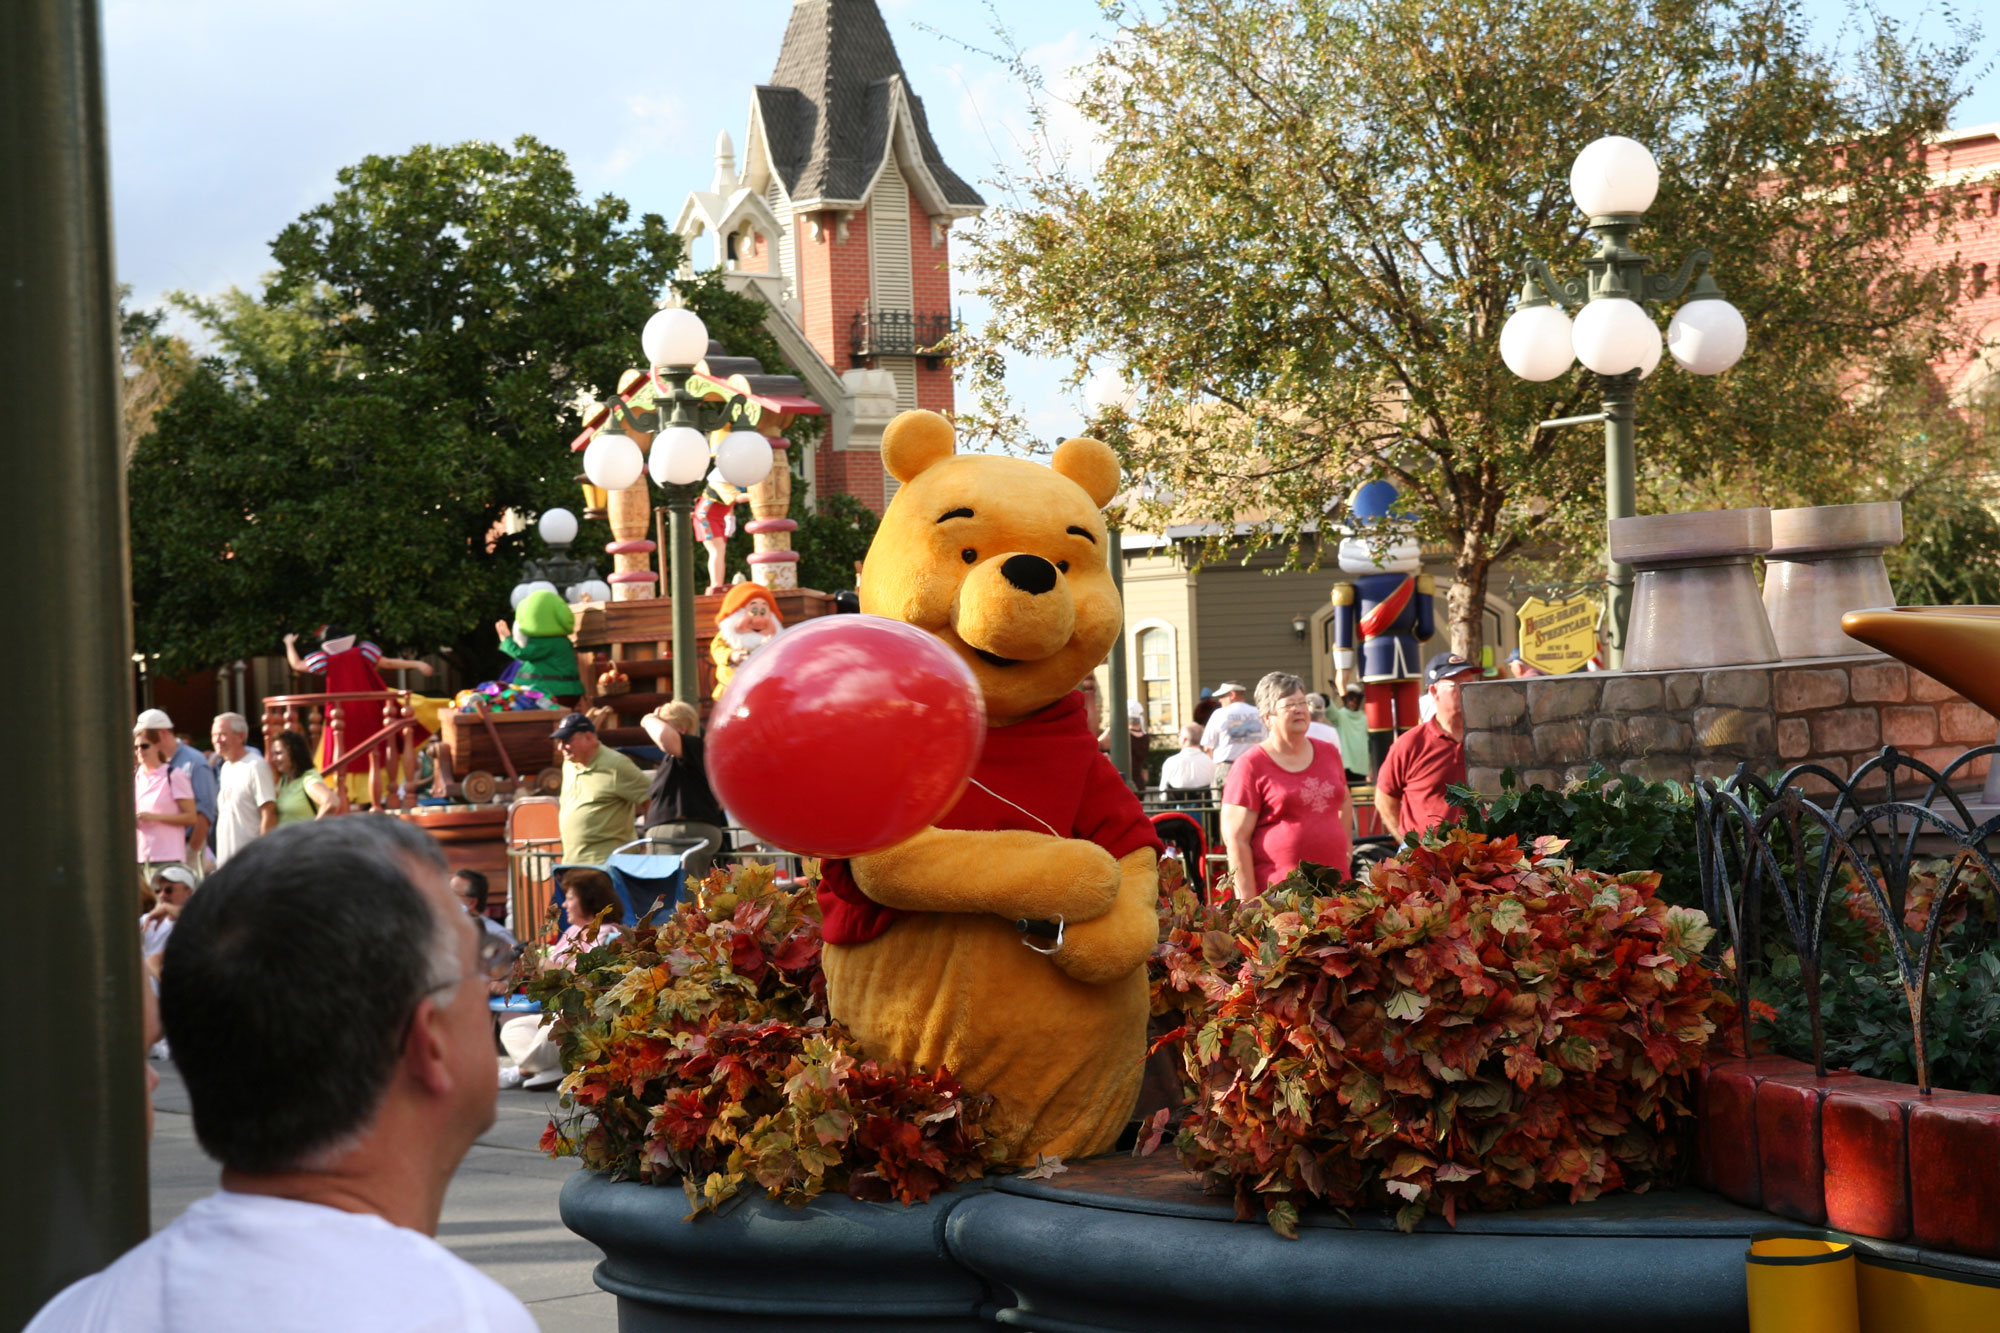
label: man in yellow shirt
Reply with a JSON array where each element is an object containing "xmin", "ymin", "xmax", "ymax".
[{"xmin": 552, "ymin": 714, "xmax": 649, "ymax": 865}]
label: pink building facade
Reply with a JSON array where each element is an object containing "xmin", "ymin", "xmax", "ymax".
[{"xmin": 676, "ymin": 0, "xmax": 982, "ymax": 514}]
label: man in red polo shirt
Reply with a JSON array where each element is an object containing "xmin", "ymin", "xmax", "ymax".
[{"xmin": 1375, "ymin": 652, "xmax": 1480, "ymax": 838}]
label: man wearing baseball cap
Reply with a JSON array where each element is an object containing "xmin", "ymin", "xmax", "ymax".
[
  {"xmin": 136, "ymin": 708, "xmax": 218, "ymax": 874},
  {"xmin": 1374, "ymin": 652, "xmax": 1481, "ymax": 839},
  {"xmin": 1198, "ymin": 681, "xmax": 1266, "ymax": 789},
  {"xmin": 551, "ymin": 713, "xmax": 649, "ymax": 866}
]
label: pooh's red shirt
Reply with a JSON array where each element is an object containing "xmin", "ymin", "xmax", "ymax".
[{"xmin": 817, "ymin": 690, "xmax": 1163, "ymax": 945}]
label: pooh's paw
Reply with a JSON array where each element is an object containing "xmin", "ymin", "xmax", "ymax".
[
  {"xmin": 1047, "ymin": 849, "xmax": 1159, "ymax": 984},
  {"xmin": 1023, "ymin": 838, "xmax": 1120, "ymax": 923}
]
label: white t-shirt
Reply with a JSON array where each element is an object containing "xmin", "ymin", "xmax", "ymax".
[
  {"xmin": 1159, "ymin": 746, "xmax": 1216, "ymax": 791},
  {"xmin": 1305, "ymin": 720, "xmax": 1340, "ymax": 746},
  {"xmin": 26, "ymin": 1190, "xmax": 535, "ymax": 1333},
  {"xmin": 1200, "ymin": 701, "xmax": 1267, "ymax": 765},
  {"xmin": 139, "ymin": 915, "xmax": 173, "ymax": 959},
  {"xmin": 214, "ymin": 755, "xmax": 276, "ymax": 865}
]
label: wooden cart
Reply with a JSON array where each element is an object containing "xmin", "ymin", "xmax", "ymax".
[{"xmin": 431, "ymin": 702, "xmax": 567, "ymax": 804}]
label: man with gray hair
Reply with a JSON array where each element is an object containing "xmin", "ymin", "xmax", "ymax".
[
  {"xmin": 26, "ymin": 818, "xmax": 535, "ymax": 1332},
  {"xmin": 1158, "ymin": 721, "xmax": 1216, "ymax": 799},
  {"xmin": 209, "ymin": 713, "xmax": 276, "ymax": 866}
]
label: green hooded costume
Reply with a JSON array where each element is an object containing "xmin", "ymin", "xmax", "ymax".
[{"xmin": 502, "ymin": 590, "xmax": 583, "ymax": 699}]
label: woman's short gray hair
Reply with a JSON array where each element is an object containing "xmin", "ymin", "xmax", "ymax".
[{"xmin": 1255, "ymin": 672, "xmax": 1308, "ymax": 716}]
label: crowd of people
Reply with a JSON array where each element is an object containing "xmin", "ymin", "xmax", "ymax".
[{"xmin": 1146, "ymin": 653, "xmax": 1479, "ymax": 900}]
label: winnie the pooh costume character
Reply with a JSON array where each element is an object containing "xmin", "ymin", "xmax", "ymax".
[{"xmin": 816, "ymin": 410, "xmax": 1163, "ymax": 1164}]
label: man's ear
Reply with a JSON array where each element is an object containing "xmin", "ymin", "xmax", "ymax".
[
  {"xmin": 883, "ymin": 410, "xmax": 956, "ymax": 483},
  {"xmin": 402, "ymin": 995, "xmax": 454, "ymax": 1097}
]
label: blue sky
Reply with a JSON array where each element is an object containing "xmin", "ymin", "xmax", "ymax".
[{"xmin": 105, "ymin": 0, "xmax": 1996, "ymax": 442}]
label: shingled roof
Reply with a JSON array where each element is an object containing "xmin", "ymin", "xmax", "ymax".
[{"xmin": 756, "ymin": 0, "xmax": 983, "ymax": 213}]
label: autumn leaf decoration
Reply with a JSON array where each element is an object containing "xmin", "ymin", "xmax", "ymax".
[
  {"xmin": 530, "ymin": 863, "xmax": 1004, "ymax": 1214},
  {"xmin": 1150, "ymin": 829, "xmax": 1720, "ymax": 1236}
]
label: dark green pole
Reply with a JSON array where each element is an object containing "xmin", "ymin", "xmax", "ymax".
[
  {"xmin": 1103, "ymin": 525, "xmax": 1133, "ymax": 784},
  {"xmin": 1, "ymin": 0, "xmax": 150, "ymax": 1325},
  {"xmin": 1600, "ymin": 372, "xmax": 1638, "ymax": 669},
  {"xmin": 662, "ymin": 482, "xmax": 703, "ymax": 706}
]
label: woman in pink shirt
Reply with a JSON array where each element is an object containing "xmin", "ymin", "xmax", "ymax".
[
  {"xmin": 133, "ymin": 731, "xmax": 197, "ymax": 887},
  {"xmin": 1221, "ymin": 672, "xmax": 1352, "ymax": 898}
]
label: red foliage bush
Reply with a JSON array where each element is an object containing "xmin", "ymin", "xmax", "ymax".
[{"xmin": 1152, "ymin": 830, "xmax": 1721, "ymax": 1234}]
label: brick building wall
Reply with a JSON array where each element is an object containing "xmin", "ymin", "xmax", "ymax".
[
  {"xmin": 911, "ymin": 195, "xmax": 955, "ymax": 415},
  {"xmin": 1912, "ymin": 128, "xmax": 2000, "ymax": 400}
]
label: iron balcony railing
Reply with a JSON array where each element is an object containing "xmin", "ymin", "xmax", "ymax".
[{"xmin": 850, "ymin": 311, "xmax": 954, "ymax": 367}]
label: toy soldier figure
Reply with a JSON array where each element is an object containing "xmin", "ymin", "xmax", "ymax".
[{"xmin": 1330, "ymin": 481, "xmax": 1436, "ymax": 774}]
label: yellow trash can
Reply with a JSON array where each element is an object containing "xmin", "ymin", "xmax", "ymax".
[{"xmin": 1747, "ymin": 1234, "xmax": 1860, "ymax": 1333}]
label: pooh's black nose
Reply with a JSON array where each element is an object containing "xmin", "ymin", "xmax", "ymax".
[{"xmin": 1000, "ymin": 554, "xmax": 1058, "ymax": 595}]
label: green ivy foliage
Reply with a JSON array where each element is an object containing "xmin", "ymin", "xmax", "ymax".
[{"xmin": 1449, "ymin": 765, "xmax": 1703, "ymax": 908}]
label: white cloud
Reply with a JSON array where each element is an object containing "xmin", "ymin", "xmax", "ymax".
[{"xmin": 598, "ymin": 93, "xmax": 688, "ymax": 179}]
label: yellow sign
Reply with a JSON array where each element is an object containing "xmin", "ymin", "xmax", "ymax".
[{"xmin": 1516, "ymin": 595, "xmax": 1600, "ymax": 674}]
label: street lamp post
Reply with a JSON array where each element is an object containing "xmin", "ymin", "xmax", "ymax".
[
  {"xmin": 1085, "ymin": 369, "xmax": 1138, "ymax": 785},
  {"xmin": 1500, "ymin": 136, "xmax": 1748, "ymax": 668},
  {"xmin": 513, "ymin": 507, "xmax": 609, "ymax": 608},
  {"xmin": 580, "ymin": 307, "xmax": 775, "ymax": 707}
]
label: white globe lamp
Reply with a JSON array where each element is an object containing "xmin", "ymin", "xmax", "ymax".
[
  {"xmin": 1570, "ymin": 136, "xmax": 1660, "ymax": 216},
  {"xmin": 1499, "ymin": 304, "xmax": 1576, "ymax": 381},
  {"xmin": 510, "ymin": 580, "xmax": 558, "ymax": 609},
  {"xmin": 1084, "ymin": 368, "xmax": 1138, "ymax": 414},
  {"xmin": 572, "ymin": 579, "xmax": 612, "ymax": 604},
  {"xmin": 1571, "ymin": 298, "xmax": 1661, "ymax": 377},
  {"xmin": 583, "ymin": 431, "xmax": 645, "ymax": 492},
  {"xmin": 715, "ymin": 429, "xmax": 775, "ymax": 487},
  {"xmin": 536, "ymin": 507, "xmax": 578, "ymax": 547},
  {"xmin": 649, "ymin": 425, "xmax": 712, "ymax": 486},
  {"xmin": 642, "ymin": 308, "xmax": 710, "ymax": 369},
  {"xmin": 1635, "ymin": 327, "xmax": 1664, "ymax": 380},
  {"xmin": 1667, "ymin": 298, "xmax": 1747, "ymax": 375}
]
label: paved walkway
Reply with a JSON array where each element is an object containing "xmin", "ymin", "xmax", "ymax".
[{"xmin": 149, "ymin": 1056, "xmax": 617, "ymax": 1332}]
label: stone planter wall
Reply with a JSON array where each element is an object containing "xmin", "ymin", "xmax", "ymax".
[{"xmin": 1460, "ymin": 655, "xmax": 1994, "ymax": 795}]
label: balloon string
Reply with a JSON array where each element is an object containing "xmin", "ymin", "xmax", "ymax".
[{"xmin": 965, "ymin": 778, "xmax": 1061, "ymax": 838}]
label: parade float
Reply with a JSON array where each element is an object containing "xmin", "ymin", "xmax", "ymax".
[{"xmin": 511, "ymin": 406, "xmax": 1999, "ymax": 1330}]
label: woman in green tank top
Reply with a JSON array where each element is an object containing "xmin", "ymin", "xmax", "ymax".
[{"xmin": 271, "ymin": 729, "xmax": 332, "ymax": 824}]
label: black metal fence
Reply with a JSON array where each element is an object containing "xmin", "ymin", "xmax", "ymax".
[
  {"xmin": 848, "ymin": 311, "xmax": 953, "ymax": 365},
  {"xmin": 1694, "ymin": 743, "xmax": 2000, "ymax": 1091}
]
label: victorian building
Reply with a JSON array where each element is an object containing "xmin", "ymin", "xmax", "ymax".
[{"xmin": 675, "ymin": 0, "xmax": 984, "ymax": 514}]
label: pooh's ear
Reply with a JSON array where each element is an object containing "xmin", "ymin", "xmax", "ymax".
[
  {"xmin": 1052, "ymin": 437, "xmax": 1120, "ymax": 509},
  {"xmin": 883, "ymin": 410, "xmax": 957, "ymax": 483}
]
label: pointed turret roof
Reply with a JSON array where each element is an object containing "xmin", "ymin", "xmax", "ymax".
[{"xmin": 754, "ymin": 0, "xmax": 983, "ymax": 214}]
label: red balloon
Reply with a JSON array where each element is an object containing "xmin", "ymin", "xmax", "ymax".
[{"xmin": 706, "ymin": 614, "xmax": 986, "ymax": 858}]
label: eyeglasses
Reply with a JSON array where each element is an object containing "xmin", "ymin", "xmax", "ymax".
[
  {"xmin": 421, "ymin": 932, "xmax": 519, "ymax": 1006},
  {"xmin": 476, "ymin": 932, "xmax": 516, "ymax": 980}
]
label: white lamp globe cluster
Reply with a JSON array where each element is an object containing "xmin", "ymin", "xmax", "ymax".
[
  {"xmin": 579, "ymin": 306, "xmax": 778, "ymax": 494},
  {"xmin": 1498, "ymin": 137, "xmax": 1745, "ymax": 384}
]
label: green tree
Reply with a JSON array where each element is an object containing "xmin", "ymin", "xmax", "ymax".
[
  {"xmin": 118, "ymin": 285, "xmax": 195, "ymax": 464},
  {"xmin": 964, "ymin": 0, "xmax": 1979, "ymax": 654},
  {"xmin": 129, "ymin": 136, "xmax": 782, "ymax": 675}
]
